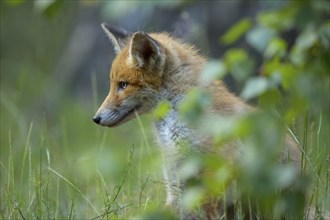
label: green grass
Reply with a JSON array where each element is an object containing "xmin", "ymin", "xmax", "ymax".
[
  {"xmin": 1, "ymin": 76, "xmax": 329, "ymax": 219},
  {"xmin": 0, "ymin": 79, "xmax": 165, "ymax": 219}
]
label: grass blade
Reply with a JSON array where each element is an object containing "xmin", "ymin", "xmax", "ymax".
[{"xmin": 48, "ymin": 167, "xmax": 100, "ymax": 215}]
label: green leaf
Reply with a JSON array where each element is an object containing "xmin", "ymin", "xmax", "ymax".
[
  {"xmin": 215, "ymin": 167, "xmax": 231, "ymax": 184},
  {"xmin": 246, "ymin": 27, "xmax": 277, "ymax": 53},
  {"xmin": 278, "ymin": 64, "xmax": 298, "ymax": 90},
  {"xmin": 224, "ymin": 49, "xmax": 254, "ymax": 82},
  {"xmin": 263, "ymin": 57, "xmax": 281, "ymax": 76},
  {"xmin": 319, "ymin": 21, "xmax": 330, "ymax": 50},
  {"xmin": 153, "ymin": 101, "xmax": 170, "ymax": 120},
  {"xmin": 240, "ymin": 77, "xmax": 269, "ymax": 100},
  {"xmin": 182, "ymin": 187, "xmax": 205, "ymax": 210},
  {"xmin": 272, "ymin": 165, "xmax": 296, "ymax": 188},
  {"xmin": 204, "ymin": 115, "xmax": 239, "ymax": 142},
  {"xmin": 178, "ymin": 156, "xmax": 203, "ymax": 182},
  {"xmin": 258, "ymin": 11, "xmax": 280, "ymax": 29},
  {"xmin": 221, "ymin": 18, "xmax": 252, "ymax": 45},
  {"xmin": 264, "ymin": 38, "xmax": 287, "ymax": 59},
  {"xmin": 224, "ymin": 49, "xmax": 248, "ymax": 67},
  {"xmin": 34, "ymin": 0, "xmax": 62, "ymax": 18},
  {"xmin": 179, "ymin": 89, "xmax": 211, "ymax": 124},
  {"xmin": 231, "ymin": 59, "xmax": 255, "ymax": 83},
  {"xmin": 290, "ymin": 27, "xmax": 318, "ymax": 66},
  {"xmin": 201, "ymin": 115, "xmax": 250, "ymax": 144},
  {"xmin": 200, "ymin": 60, "xmax": 227, "ymax": 84},
  {"xmin": 295, "ymin": 28, "xmax": 318, "ymax": 51},
  {"xmin": 257, "ymin": 4, "xmax": 297, "ymax": 31},
  {"xmin": 258, "ymin": 89, "xmax": 281, "ymax": 108},
  {"xmin": 34, "ymin": 0, "xmax": 55, "ymax": 11},
  {"xmin": 263, "ymin": 60, "xmax": 297, "ymax": 90},
  {"xmin": 289, "ymin": 46, "xmax": 305, "ymax": 66}
]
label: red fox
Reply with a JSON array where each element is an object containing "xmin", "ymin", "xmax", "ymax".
[{"xmin": 93, "ymin": 23, "xmax": 301, "ymax": 218}]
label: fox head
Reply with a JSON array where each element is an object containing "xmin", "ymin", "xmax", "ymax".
[{"xmin": 93, "ymin": 24, "xmax": 166, "ymax": 127}]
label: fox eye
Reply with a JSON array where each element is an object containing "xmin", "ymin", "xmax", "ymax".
[{"xmin": 118, "ymin": 81, "xmax": 128, "ymax": 90}]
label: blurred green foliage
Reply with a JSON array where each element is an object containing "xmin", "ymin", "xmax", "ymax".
[
  {"xmin": 176, "ymin": 1, "xmax": 329, "ymax": 219},
  {"xmin": 220, "ymin": 18, "xmax": 252, "ymax": 46},
  {"xmin": 1, "ymin": 0, "xmax": 329, "ymax": 219}
]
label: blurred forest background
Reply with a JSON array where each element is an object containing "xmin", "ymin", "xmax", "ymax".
[{"xmin": 1, "ymin": 0, "xmax": 329, "ymax": 219}]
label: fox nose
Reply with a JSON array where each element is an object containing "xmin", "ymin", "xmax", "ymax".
[{"xmin": 93, "ymin": 116, "xmax": 101, "ymax": 124}]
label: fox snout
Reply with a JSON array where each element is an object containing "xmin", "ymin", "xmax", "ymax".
[
  {"xmin": 92, "ymin": 107, "xmax": 113, "ymax": 126},
  {"xmin": 93, "ymin": 106, "xmax": 125, "ymax": 127},
  {"xmin": 93, "ymin": 100, "xmax": 142, "ymax": 127},
  {"xmin": 92, "ymin": 115, "xmax": 101, "ymax": 124},
  {"xmin": 92, "ymin": 108, "xmax": 110, "ymax": 125}
]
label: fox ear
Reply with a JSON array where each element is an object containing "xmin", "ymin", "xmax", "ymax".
[
  {"xmin": 128, "ymin": 32, "xmax": 161, "ymax": 69},
  {"xmin": 101, "ymin": 23, "xmax": 131, "ymax": 54}
]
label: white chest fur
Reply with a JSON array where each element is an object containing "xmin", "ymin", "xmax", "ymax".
[{"xmin": 154, "ymin": 105, "xmax": 203, "ymax": 206}]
